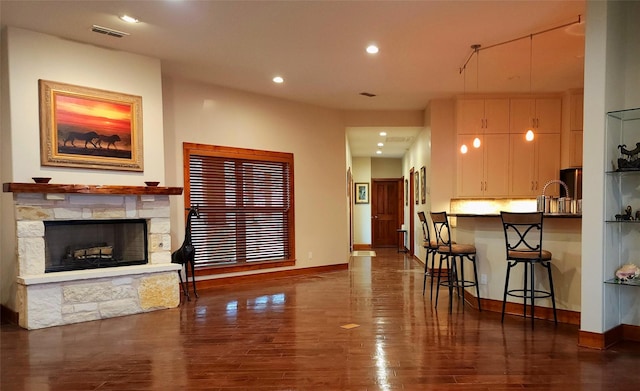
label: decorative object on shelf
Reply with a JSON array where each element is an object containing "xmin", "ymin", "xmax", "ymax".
[
  {"xmin": 615, "ymin": 263, "xmax": 639, "ymax": 282},
  {"xmin": 32, "ymin": 177, "xmax": 51, "ymax": 184},
  {"xmin": 144, "ymin": 181, "xmax": 160, "ymax": 187},
  {"xmin": 615, "ymin": 205, "xmax": 635, "ymax": 221},
  {"xmin": 617, "ymin": 142, "xmax": 640, "ymax": 171},
  {"xmin": 39, "ymin": 79, "xmax": 143, "ymax": 172}
]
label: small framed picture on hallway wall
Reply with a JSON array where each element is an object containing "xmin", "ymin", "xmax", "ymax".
[
  {"xmin": 414, "ymin": 172, "xmax": 419, "ymax": 205},
  {"xmin": 420, "ymin": 166, "xmax": 426, "ymax": 204},
  {"xmin": 355, "ymin": 182, "xmax": 369, "ymax": 204}
]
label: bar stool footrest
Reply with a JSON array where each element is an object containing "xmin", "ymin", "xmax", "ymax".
[{"xmin": 506, "ymin": 288, "xmax": 553, "ymax": 300}]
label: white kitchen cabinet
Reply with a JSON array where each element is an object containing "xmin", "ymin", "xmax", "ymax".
[
  {"xmin": 457, "ymin": 134, "xmax": 510, "ymax": 197},
  {"xmin": 510, "ymin": 97, "xmax": 562, "ymax": 134},
  {"xmin": 569, "ymin": 130, "xmax": 583, "ymax": 168},
  {"xmin": 509, "ymin": 133, "xmax": 561, "ymax": 196},
  {"xmin": 570, "ymin": 93, "xmax": 584, "ymax": 131},
  {"xmin": 569, "ymin": 92, "xmax": 584, "ymax": 167},
  {"xmin": 457, "ymin": 98, "xmax": 510, "ymax": 135}
]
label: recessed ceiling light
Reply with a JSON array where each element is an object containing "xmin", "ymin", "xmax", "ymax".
[
  {"xmin": 366, "ymin": 45, "xmax": 379, "ymax": 54},
  {"xmin": 379, "ymin": 132, "xmax": 387, "ymax": 136},
  {"xmin": 377, "ymin": 142, "xmax": 384, "ymax": 147},
  {"xmin": 119, "ymin": 15, "xmax": 139, "ymax": 24},
  {"xmin": 273, "ymin": 76, "xmax": 284, "ymax": 84},
  {"xmin": 376, "ymin": 150, "xmax": 382, "ymax": 155}
]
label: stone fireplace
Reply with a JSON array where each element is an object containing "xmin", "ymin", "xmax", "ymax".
[{"xmin": 4, "ymin": 183, "xmax": 183, "ymax": 330}]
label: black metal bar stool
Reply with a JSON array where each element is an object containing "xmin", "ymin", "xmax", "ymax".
[
  {"xmin": 499, "ymin": 211, "xmax": 557, "ymax": 327},
  {"xmin": 430, "ymin": 211, "xmax": 481, "ymax": 313},
  {"xmin": 417, "ymin": 211, "xmax": 438, "ymax": 299}
]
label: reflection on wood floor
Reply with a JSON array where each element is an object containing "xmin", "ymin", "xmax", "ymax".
[{"xmin": 2, "ymin": 248, "xmax": 638, "ymax": 390}]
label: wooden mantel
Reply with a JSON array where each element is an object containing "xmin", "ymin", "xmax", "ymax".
[{"xmin": 3, "ymin": 183, "xmax": 183, "ymax": 196}]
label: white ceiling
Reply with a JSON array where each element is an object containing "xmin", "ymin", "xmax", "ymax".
[{"xmin": 0, "ymin": 0, "xmax": 586, "ymax": 158}]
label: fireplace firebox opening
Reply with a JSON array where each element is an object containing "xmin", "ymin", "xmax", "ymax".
[{"xmin": 44, "ymin": 219, "xmax": 148, "ymax": 273}]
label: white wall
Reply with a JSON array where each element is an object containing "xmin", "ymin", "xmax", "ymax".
[
  {"xmin": 427, "ymin": 99, "xmax": 456, "ymax": 214},
  {"xmin": 371, "ymin": 157, "xmax": 402, "ymax": 178},
  {"xmin": 582, "ymin": 0, "xmax": 640, "ymax": 333},
  {"xmin": 162, "ymin": 77, "xmax": 350, "ymax": 277},
  {"xmin": 402, "ymin": 123, "xmax": 430, "ymax": 260},
  {"xmin": 352, "ymin": 157, "xmax": 372, "ymax": 245},
  {"xmin": 3, "ymin": 28, "xmax": 165, "ymax": 185},
  {"xmin": 1, "ymin": 27, "xmax": 166, "ymax": 310}
]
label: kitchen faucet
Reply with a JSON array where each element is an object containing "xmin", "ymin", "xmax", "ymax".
[
  {"xmin": 542, "ymin": 179, "xmax": 570, "ymax": 198},
  {"xmin": 538, "ymin": 179, "xmax": 572, "ymax": 213}
]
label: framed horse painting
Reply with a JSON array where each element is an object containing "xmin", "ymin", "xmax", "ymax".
[{"xmin": 38, "ymin": 80, "xmax": 143, "ymax": 171}]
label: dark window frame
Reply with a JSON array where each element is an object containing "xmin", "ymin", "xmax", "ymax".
[{"xmin": 183, "ymin": 143, "xmax": 296, "ymax": 276}]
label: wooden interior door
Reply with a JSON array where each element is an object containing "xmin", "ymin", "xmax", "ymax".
[{"xmin": 371, "ymin": 179, "xmax": 400, "ymax": 247}]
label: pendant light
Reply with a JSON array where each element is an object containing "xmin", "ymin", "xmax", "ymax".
[
  {"xmin": 460, "ymin": 60, "xmax": 468, "ymax": 154},
  {"xmin": 525, "ymin": 34, "xmax": 535, "ymax": 142},
  {"xmin": 472, "ymin": 44, "xmax": 481, "ymax": 149}
]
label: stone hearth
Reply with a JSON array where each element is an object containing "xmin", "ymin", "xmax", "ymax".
[{"xmin": 4, "ymin": 183, "xmax": 183, "ymax": 329}]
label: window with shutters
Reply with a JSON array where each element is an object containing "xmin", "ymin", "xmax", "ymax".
[{"xmin": 183, "ymin": 143, "xmax": 295, "ymax": 275}]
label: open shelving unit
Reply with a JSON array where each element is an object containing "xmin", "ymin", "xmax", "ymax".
[{"xmin": 603, "ymin": 108, "xmax": 640, "ymax": 327}]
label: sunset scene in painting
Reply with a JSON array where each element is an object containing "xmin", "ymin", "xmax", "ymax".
[{"xmin": 55, "ymin": 93, "xmax": 133, "ymax": 159}]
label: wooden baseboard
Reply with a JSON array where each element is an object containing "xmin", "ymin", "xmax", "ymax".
[
  {"xmin": 622, "ymin": 323, "xmax": 640, "ymax": 342},
  {"xmin": 1, "ymin": 304, "xmax": 19, "ymax": 325},
  {"xmin": 353, "ymin": 244, "xmax": 372, "ymax": 250},
  {"xmin": 578, "ymin": 324, "xmax": 640, "ymax": 349},
  {"xmin": 196, "ymin": 263, "xmax": 349, "ymax": 290},
  {"xmin": 462, "ymin": 290, "xmax": 581, "ymax": 325}
]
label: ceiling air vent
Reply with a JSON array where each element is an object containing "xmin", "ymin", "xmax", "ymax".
[
  {"xmin": 91, "ymin": 25, "xmax": 129, "ymax": 38},
  {"xmin": 359, "ymin": 92, "xmax": 376, "ymax": 97}
]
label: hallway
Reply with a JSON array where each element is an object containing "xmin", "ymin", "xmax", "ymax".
[{"xmin": 1, "ymin": 248, "xmax": 638, "ymax": 390}]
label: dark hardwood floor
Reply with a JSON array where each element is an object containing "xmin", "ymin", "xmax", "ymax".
[{"xmin": 2, "ymin": 248, "xmax": 639, "ymax": 390}]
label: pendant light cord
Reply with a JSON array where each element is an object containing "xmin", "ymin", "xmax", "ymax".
[
  {"xmin": 459, "ymin": 14, "xmax": 582, "ymax": 74},
  {"xmin": 529, "ymin": 34, "xmax": 533, "ymax": 95}
]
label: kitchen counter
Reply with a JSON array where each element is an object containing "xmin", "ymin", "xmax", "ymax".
[
  {"xmin": 450, "ymin": 214, "xmax": 582, "ymax": 320},
  {"xmin": 452, "ymin": 213, "xmax": 581, "ymax": 219}
]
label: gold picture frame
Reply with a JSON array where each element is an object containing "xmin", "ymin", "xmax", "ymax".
[
  {"xmin": 39, "ymin": 80, "xmax": 143, "ymax": 171},
  {"xmin": 355, "ymin": 182, "xmax": 369, "ymax": 204}
]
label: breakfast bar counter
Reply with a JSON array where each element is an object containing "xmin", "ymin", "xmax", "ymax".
[{"xmin": 450, "ymin": 213, "xmax": 582, "ymax": 321}]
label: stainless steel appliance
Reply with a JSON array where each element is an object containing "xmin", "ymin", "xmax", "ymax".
[{"xmin": 560, "ymin": 168, "xmax": 582, "ymax": 200}]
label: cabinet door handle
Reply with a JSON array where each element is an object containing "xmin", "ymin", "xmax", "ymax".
[
  {"xmin": 531, "ymin": 181, "xmax": 534, "ymax": 191},
  {"xmin": 484, "ymin": 181, "xmax": 488, "ymax": 192}
]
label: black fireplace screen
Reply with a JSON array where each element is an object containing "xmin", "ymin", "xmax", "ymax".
[{"xmin": 44, "ymin": 219, "xmax": 148, "ymax": 273}]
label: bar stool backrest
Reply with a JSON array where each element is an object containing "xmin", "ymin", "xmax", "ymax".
[
  {"xmin": 417, "ymin": 211, "xmax": 432, "ymax": 244},
  {"xmin": 500, "ymin": 212, "xmax": 544, "ymax": 259},
  {"xmin": 430, "ymin": 211, "xmax": 452, "ymax": 247}
]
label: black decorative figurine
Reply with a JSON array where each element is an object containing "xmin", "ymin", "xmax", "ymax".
[
  {"xmin": 615, "ymin": 205, "xmax": 634, "ymax": 221},
  {"xmin": 172, "ymin": 205, "xmax": 200, "ymax": 301},
  {"xmin": 617, "ymin": 142, "xmax": 640, "ymax": 171}
]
